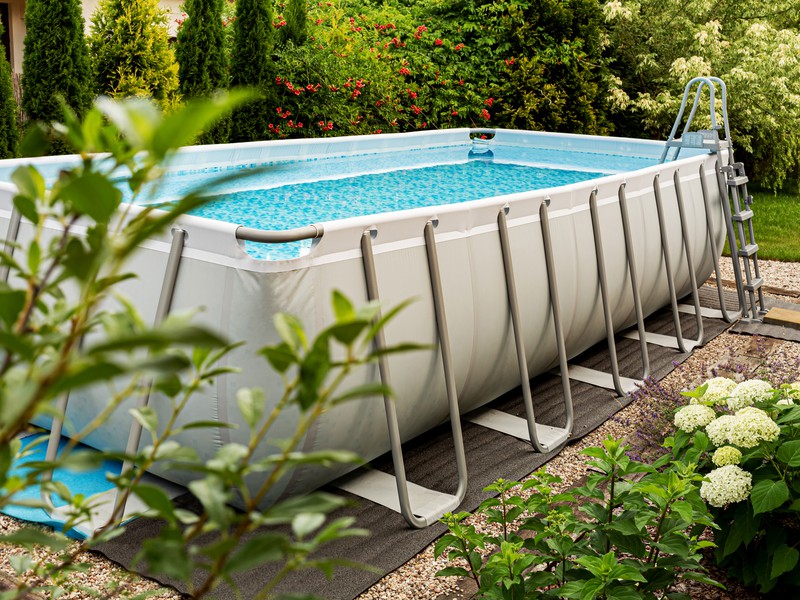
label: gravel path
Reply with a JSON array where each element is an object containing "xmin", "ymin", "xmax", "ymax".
[{"xmin": 4, "ymin": 273, "xmax": 800, "ymax": 599}]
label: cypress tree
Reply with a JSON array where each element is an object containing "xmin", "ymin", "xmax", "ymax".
[
  {"xmin": 89, "ymin": 0, "xmax": 180, "ymax": 109},
  {"xmin": 0, "ymin": 21, "xmax": 19, "ymax": 158},
  {"xmin": 176, "ymin": 0, "xmax": 229, "ymax": 143},
  {"xmin": 283, "ymin": 0, "xmax": 308, "ymax": 46},
  {"xmin": 230, "ymin": 0, "xmax": 276, "ymax": 142},
  {"xmin": 21, "ymin": 0, "xmax": 92, "ymax": 127}
]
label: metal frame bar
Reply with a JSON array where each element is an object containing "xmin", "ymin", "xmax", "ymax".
[
  {"xmin": 359, "ymin": 228, "xmax": 467, "ymax": 528},
  {"xmin": 539, "ymin": 201, "xmax": 575, "ymax": 436},
  {"xmin": 1, "ymin": 205, "xmax": 21, "ymax": 282},
  {"xmin": 236, "ymin": 224, "xmax": 323, "ymax": 243},
  {"xmin": 587, "ymin": 190, "xmax": 625, "ymax": 395},
  {"xmin": 652, "ymin": 174, "xmax": 690, "ymax": 353},
  {"xmin": 617, "ymin": 184, "xmax": 651, "ymax": 378},
  {"xmin": 672, "ymin": 170, "xmax": 705, "ymax": 346},
  {"xmin": 698, "ymin": 164, "xmax": 739, "ymax": 322},
  {"xmin": 44, "ymin": 228, "xmax": 188, "ymax": 531},
  {"xmin": 497, "ymin": 208, "xmax": 547, "ymax": 451}
]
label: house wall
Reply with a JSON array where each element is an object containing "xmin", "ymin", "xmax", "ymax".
[{"xmin": 6, "ymin": 0, "xmax": 186, "ymax": 73}]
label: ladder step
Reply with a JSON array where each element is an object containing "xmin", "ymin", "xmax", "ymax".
[
  {"xmin": 745, "ymin": 277, "xmax": 763, "ymax": 292},
  {"xmin": 622, "ymin": 330, "xmax": 699, "ymax": 351},
  {"xmin": 727, "ymin": 175, "xmax": 749, "ymax": 186},
  {"xmin": 565, "ymin": 365, "xmax": 642, "ymax": 395},
  {"xmin": 335, "ymin": 469, "xmax": 461, "ymax": 525},
  {"xmin": 738, "ymin": 244, "xmax": 759, "ymax": 257},
  {"xmin": 732, "ymin": 210, "xmax": 754, "ymax": 222},
  {"xmin": 466, "ymin": 408, "xmax": 570, "ymax": 452}
]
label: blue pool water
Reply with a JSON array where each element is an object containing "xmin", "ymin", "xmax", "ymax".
[{"xmin": 188, "ymin": 159, "xmax": 604, "ymax": 259}]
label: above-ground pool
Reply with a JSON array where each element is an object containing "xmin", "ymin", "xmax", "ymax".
[{"xmin": 0, "ymin": 128, "xmax": 726, "ymax": 523}]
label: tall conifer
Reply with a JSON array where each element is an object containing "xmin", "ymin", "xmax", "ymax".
[
  {"xmin": 89, "ymin": 0, "xmax": 180, "ymax": 109},
  {"xmin": 229, "ymin": 0, "xmax": 275, "ymax": 142},
  {"xmin": 0, "ymin": 21, "xmax": 19, "ymax": 158},
  {"xmin": 21, "ymin": 0, "xmax": 91, "ymax": 138},
  {"xmin": 283, "ymin": 0, "xmax": 308, "ymax": 46},
  {"xmin": 176, "ymin": 0, "xmax": 229, "ymax": 143}
]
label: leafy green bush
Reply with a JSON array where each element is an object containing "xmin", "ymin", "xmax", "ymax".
[
  {"xmin": 668, "ymin": 377, "xmax": 800, "ymax": 593},
  {"xmin": 0, "ymin": 20, "xmax": 18, "ymax": 158},
  {"xmin": 88, "ymin": 0, "xmax": 180, "ymax": 109},
  {"xmin": 229, "ymin": 0, "xmax": 276, "ymax": 142},
  {"xmin": 20, "ymin": 0, "xmax": 92, "ymax": 150},
  {"xmin": 176, "ymin": 0, "xmax": 230, "ymax": 143},
  {"xmin": 603, "ymin": 0, "xmax": 800, "ymax": 190},
  {"xmin": 436, "ymin": 437, "xmax": 720, "ymax": 599},
  {"xmin": 0, "ymin": 94, "xmax": 413, "ymax": 598},
  {"xmin": 281, "ymin": 0, "xmax": 308, "ymax": 46}
]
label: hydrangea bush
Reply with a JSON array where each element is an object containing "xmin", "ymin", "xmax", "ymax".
[{"xmin": 668, "ymin": 377, "xmax": 800, "ymax": 593}]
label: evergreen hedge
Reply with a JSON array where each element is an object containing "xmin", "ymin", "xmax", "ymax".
[
  {"xmin": 0, "ymin": 21, "xmax": 18, "ymax": 158},
  {"xmin": 89, "ymin": 0, "xmax": 180, "ymax": 109},
  {"xmin": 176, "ymin": 0, "xmax": 230, "ymax": 143},
  {"xmin": 282, "ymin": 0, "xmax": 308, "ymax": 46},
  {"xmin": 230, "ymin": 0, "xmax": 276, "ymax": 142},
  {"xmin": 21, "ymin": 0, "xmax": 91, "ymax": 131}
]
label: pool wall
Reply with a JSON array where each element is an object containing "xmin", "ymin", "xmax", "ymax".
[{"xmin": 0, "ymin": 129, "xmax": 725, "ymax": 505}]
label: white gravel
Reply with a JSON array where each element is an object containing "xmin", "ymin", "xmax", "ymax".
[{"xmin": 717, "ymin": 256, "xmax": 800, "ymax": 295}]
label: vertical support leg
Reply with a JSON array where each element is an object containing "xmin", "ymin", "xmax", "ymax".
[
  {"xmin": 714, "ymin": 159, "xmax": 748, "ymax": 318},
  {"xmin": 423, "ymin": 221, "xmax": 468, "ymax": 502},
  {"xmin": 672, "ymin": 170, "xmax": 705, "ymax": 346},
  {"xmin": 539, "ymin": 201, "xmax": 574, "ymax": 435},
  {"xmin": 653, "ymin": 174, "xmax": 690, "ymax": 353},
  {"xmin": 698, "ymin": 164, "xmax": 736, "ymax": 322},
  {"xmin": 497, "ymin": 207, "xmax": 547, "ymax": 452},
  {"xmin": 588, "ymin": 190, "xmax": 626, "ymax": 395},
  {"xmin": 96, "ymin": 228, "xmax": 188, "ymax": 532},
  {"xmin": 359, "ymin": 229, "xmax": 464, "ymax": 528},
  {"xmin": 1, "ymin": 206, "xmax": 21, "ymax": 282},
  {"xmin": 617, "ymin": 184, "xmax": 650, "ymax": 378}
]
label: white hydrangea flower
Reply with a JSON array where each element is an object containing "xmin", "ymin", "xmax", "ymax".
[
  {"xmin": 727, "ymin": 379, "xmax": 774, "ymax": 411},
  {"xmin": 674, "ymin": 404, "xmax": 716, "ymax": 433},
  {"xmin": 712, "ymin": 446, "xmax": 742, "ymax": 467},
  {"xmin": 777, "ymin": 397, "xmax": 795, "ymax": 407},
  {"xmin": 692, "ymin": 377, "xmax": 737, "ymax": 405},
  {"xmin": 787, "ymin": 382, "xmax": 800, "ymax": 399},
  {"xmin": 700, "ymin": 465, "xmax": 752, "ymax": 508},
  {"xmin": 728, "ymin": 407, "xmax": 781, "ymax": 448},
  {"xmin": 705, "ymin": 415, "xmax": 736, "ymax": 446}
]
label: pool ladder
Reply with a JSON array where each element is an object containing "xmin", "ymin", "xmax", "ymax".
[{"xmin": 661, "ymin": 76, "xmax": 765, "ymax": 321}]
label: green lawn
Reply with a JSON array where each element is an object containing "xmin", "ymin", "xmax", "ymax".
[{"xmin": 732, "ymin": 191, "xmax": 800, "ymax": 262}]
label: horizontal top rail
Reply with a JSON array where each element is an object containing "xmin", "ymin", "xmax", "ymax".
[{"xmin": 235, "ymin": 224, "xmax": 324, "ymax": 243}]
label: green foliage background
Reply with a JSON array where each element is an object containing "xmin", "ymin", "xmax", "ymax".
[
  {"xmin": 0, "ymin": 21, "xmax": 18, "ymax": 158},
  {"xmin": 229, "ymin": 0, "xmax": 276, "ymax": 142},
  {"xmin": 21, "ymin": 0, "xmax": 91, "ymax": 150},
  {"xmin": 89, "ymin": 0, "xmax": 180, "ymax": 110},
  {"xmin": 176, "ymin": 0, "xmax": 230, "ymax": 143}
]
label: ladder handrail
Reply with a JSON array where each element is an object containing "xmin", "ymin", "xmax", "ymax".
[{"xmin": 660, "ymin": 76, "xmax": 733, "ymax": 165}]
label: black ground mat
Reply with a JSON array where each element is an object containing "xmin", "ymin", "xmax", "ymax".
[{"xmin": 97, "ymin": 287, "xmax": 734, "ymax": 599}]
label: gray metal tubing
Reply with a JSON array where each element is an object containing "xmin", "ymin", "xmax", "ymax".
[
  {"xmin": 235, "ymin": 224, "xmax": 323, "ymax": 243},
  {"xmin": 40, "ymin": 392, "xmax": 70, "ymax": 511},
  {"xmin": 617, "ymin": 184, "xmax": 650, "ymax": 378},
  {"xmin": 697, "ymin": 164, "xmax": 736, "ymax": 322},
  {"xmin": 423, "ymin": 221, "xmax": 468, "ymax": 501},
  {"xmin": 660, "ymin": 77, "xmax": 717, "ymax": 163},
  {"xmin": 539, "ymin": 201, "xmax": 574, "ymax": 434},
  {"xmin": 497, "ymin": 208, "xmax": 546, "ymax": 452},
  {"xmin": 714, "ymin": 160, "xmax": 747, "ymax": 317},
  {"xmin": 1, "ymin": 205, "xmax": 21, "ymax": 282},
  {"xmin": 102, "ymin": 228, "xmax": 188, "ymax": 531},
  {"xmin": 706, "ymin": 77, "xmax": 734, "ymax": 165},
  {"xmin": 588, "ymin": 190, "xmax": 625, "ymax": 395},
  {"xmin": 361, "ymin": 231, "xmax": 427, "ymax": 529},
  {"xmin": 672, "ymin": 170, "xmax": 705, "ymax": 345},
  {"xmin": 652, "ymin": 175, "xmax": 689, "ymax": 353}
]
